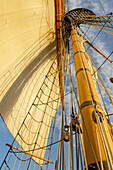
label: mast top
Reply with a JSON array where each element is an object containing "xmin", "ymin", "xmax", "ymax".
[
  {"xmin": 62, "ymin": 8, "xmax": 95, "ymax": 45},
  {"xmin": 63, "ymin": 8, "xmax": 95, "ymax": 24}
]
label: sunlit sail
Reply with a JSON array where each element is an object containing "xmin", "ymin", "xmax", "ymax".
[{"xmin": 0, "ymin": 0, "xmax": 113, "ymax": 169}]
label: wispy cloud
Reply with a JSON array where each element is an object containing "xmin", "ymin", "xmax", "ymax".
[{"xmin": 69, "ymin": 0, "xmax": 113, "ymax": 13}]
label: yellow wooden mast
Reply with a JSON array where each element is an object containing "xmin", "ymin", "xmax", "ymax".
[{"xmin": 71, "ymin": 24, "xmax": 113, "ymax": 169}]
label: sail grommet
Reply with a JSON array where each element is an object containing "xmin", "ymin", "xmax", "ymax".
[
  {"xmin": 92, "ymin": 110, "xmax": 103, "ymax": 123},
  {"xmin": 63, "ymin": 125, "xmax": 70, "ymax": 142}
]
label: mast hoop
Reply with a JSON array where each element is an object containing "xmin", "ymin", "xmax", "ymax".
[{"xmin": 79, "ymin": 100, "xmax": 102, "ymax": 110}]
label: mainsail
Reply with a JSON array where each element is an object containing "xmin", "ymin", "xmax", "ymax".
[
  {"xmin": 0, "ymin": 0, "xmax": 113, "ymax": 170},
  {"xmin": 0, "ymin": 0, "xmax": 60, "ymax": 166}
]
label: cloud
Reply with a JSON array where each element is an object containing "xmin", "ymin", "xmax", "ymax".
[{"xmin": 69, "ymin": 0, "xmax": 113, "ymax": 13}]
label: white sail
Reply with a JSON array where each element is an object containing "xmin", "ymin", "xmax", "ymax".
[{"xmin": 0, "ymin": 0, "xmax": 60, "ymax": 165}]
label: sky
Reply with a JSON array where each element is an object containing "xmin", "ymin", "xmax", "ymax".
[{"xmin": 0, "ymin": 0, "xmax": 113, "ymax": 169}]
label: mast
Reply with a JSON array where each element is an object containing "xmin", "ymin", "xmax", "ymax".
[
  {"xmin": 71, "ymin": 25, "xmax": 113, "ymax": 169},
  {"xmin": 62, "ymin": 8, "xmax": 113, "ymax": 169}
]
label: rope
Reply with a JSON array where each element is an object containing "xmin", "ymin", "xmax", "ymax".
[
  {"xmin": 45, "ymin": 107, "xmax": 60, "ymax": 170},
  {"xmin": 64, "ymin": 43, "xmax": 89, "ymax": 169},
  {"xmin": 26, "ymin": 68, "xmax": 59, "ymax": 169},
  {"xmin": 93, "ymin": 52, "xmax": 113, "ymax": 74},
  {"xmin": 10, "ymin": 112, "xmax": 59, "ymax": 164},
  {"xmin": 95, "ymin": 128, "xmax": 104, "ymax": 170},
  {"xmin": 84, "ymin": 44, "xmax": 113, "ymax": 103}
]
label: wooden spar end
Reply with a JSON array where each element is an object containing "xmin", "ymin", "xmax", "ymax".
[{"xmin": 6, "ymin": 143, "xmax": 54, "ymax": 164}]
